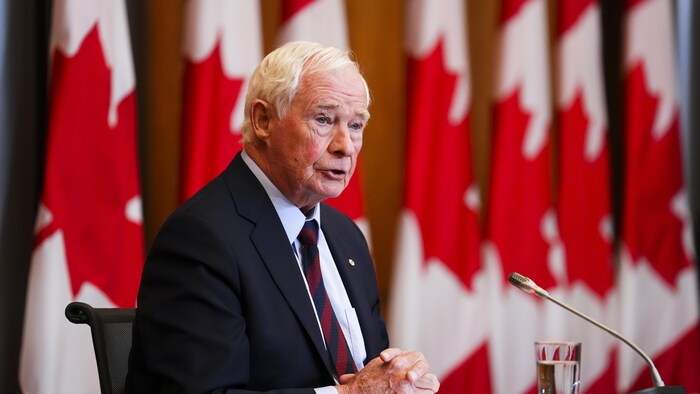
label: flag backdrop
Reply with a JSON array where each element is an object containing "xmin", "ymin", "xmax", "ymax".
[
  {"xmin": 618, "ymin": 0, "xmax": 700, "ymax": 391},
  {"xmin": 395, "ymin": 0, "xmax": 700, "ymax": 391},
  {"xmin": 18, "ymin": 0, "xmax": 144, "ymax": 392},
  {"xmin": 388, "ymin": 0, "xmax": 488, "ymax": 392},
  {"xmin": 276, "ymin": 0, "xmax": 348, "ymax": 49},
  {"xmin": 276, "ymin": 0, "xmax": 369, "ymax": 237},
  {"xmin": 6, "ymin": 1, "xmax": 700, "ymax": 393},
  {"xmin": 485, "ymin": 0, "xmax": 555, "ymax": 392},
  {"xmin": 179, "ymin": 0, "xmax": 262, "ymax": 202},
  {"xmin": 555, "ymin": 0, "xmax": 617, "ymax": 391}
]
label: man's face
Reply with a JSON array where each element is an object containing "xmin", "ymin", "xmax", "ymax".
[{"xmin": 265, "ymin": 67, "xmax": 369, "ymax": 213}]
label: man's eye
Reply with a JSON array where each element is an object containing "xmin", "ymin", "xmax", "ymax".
[
  {"xmin": 316, "ymin": 116, "xmax": 331, "ymax": 124},
  {"xmin": 350, "ymin": 122, "xmax": 363, "ymax": 130}
]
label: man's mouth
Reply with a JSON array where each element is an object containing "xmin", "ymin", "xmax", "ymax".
[{"xmin": 319, "ymin": 168, "xmax": 347, "ymax": 180}]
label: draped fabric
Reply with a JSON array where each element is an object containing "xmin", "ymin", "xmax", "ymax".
[
  {"xmin": 179, "ymin": 0, "xmax": 263, "ymax": 201},
  {"xmin": 618, "ymin": 0, "xmax": 700, "ymax": 391},
  {"xmin": 389, "ymin": 0, "xmax": 488, "ymax": 392},
  {"xmin": 555, "ymin": 1, "xmax": 616, "ymax": 391},
  {"xmin": 485, "ymin": 0, "xmax": 555, "ymax": 391},
  {"xmin": 392, "ymin": 1, "xmax": 700, "ymax": 392},
  {"xmin": 18, "ymin": 1, "xmax": 144, "ymax": 392}
]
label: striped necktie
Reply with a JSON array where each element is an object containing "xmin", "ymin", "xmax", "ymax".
[{"xmin": 298, "ymin": 220, "xmax": 356, "ymax": 378}]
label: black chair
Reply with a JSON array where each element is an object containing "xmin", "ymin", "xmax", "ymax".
[{"xmin": 65, "ymin": 301, "xmax": 135, "ymax": 394}]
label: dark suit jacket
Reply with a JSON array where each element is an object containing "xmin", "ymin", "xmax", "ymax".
[{"xmin": 126, "ymin": 153, "xmax": 389, "ymax": 393}]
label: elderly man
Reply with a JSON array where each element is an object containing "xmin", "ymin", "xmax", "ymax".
[{"xmin": 127, "ymin": 41, "xmax": 439, "ymax": 393}]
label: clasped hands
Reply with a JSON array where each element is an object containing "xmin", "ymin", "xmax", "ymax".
[{"xmin": 336, "ymin": 348, "xmax": 440, "ymax": 393}]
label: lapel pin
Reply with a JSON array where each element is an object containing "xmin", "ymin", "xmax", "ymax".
[{"xmin": 348, "ymin": 259, "xmax": 356, "ymax": 267}]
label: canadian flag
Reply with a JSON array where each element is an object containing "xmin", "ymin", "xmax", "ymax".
[
  {"xmin": 618, "ymin": 0, "xmax": 700, "ymax": 391},
  {"xmin": 276, "ymin": 0, "xmax": 348, "ymax": 49},
  {"xmin": 485, "ymin": 0, "xmax": 557, "ymax": 393},
  {"xmin": 179, "ymin": 0, "xmax": 263, "ymax": 202},
  {"xmin": 555, "ymin": 0, "xmax": 617, "ymax": 392},
  {"xmin": 18, "ymin": 0, "xmax": 144, "ymax": 393},
  {"xmin": 276, "ymin": 0, "xmax": 369, "ymax": 236},
  {"xmin": 388, "ymin": 0, "xmax": 489, "ymax": 392}
]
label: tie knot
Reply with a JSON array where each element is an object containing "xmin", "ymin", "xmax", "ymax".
[{"xmin": 298, "ymin": 220, "xmax": 319, "ymax": 246}]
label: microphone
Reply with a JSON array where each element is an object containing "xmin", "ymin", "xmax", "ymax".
[{"xmin": 508, "ymin": 272, "xmax": 686, "ymax": 394}]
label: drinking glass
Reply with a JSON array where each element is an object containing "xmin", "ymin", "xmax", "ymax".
[{"xmin": 535, "ymin": 341, "xmax": 581, "ymax": 394}]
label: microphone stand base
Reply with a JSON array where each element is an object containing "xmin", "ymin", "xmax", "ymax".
[{"xmin": 631, "ymin": 387, "xmax": 685, "ymax": 394}]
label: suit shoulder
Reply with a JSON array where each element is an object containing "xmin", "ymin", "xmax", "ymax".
[{"xmin": 175, "ymin": 178, "xmax": 234, "ymax": 219}]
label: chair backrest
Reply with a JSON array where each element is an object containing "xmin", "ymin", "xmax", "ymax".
[{"xmin": 65, "ymin": 301, "xmax": 135, "ymax": 394}]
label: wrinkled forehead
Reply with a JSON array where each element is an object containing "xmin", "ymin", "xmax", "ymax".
[{"xmin": 297, "ymin": 66, "xmax": 371, "ymax": 111}]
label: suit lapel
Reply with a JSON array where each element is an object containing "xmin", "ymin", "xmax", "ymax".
[{"xmin": 223, "ymin": 154, "xmax": 337, "ymax": 379}]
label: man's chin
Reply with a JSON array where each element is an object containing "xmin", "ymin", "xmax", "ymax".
[{"xmin": 319, "ymin": 187, "xmax": 346, "ymax": 201}]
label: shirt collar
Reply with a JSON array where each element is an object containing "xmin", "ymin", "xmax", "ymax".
[{"xmin": 241, "ymin": 150, "xmax": 321, "ymax": 245}]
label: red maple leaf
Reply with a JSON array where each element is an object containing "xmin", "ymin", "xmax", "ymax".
[
  {"xmin": 180, "ymin": 40, "xmax": 245, "ymax": 201},
  {"xmin": 37, "ymin": 26, "xmax": 144, "ymax": 307},
  {"xmin": 439, "ymin": 343, "xmax": 493, "ymax": 393},
  {"xmin": 404, "ymin": 40, "xmax": 481, "ymax": 289},
  {"xmin": 558, "ymin": 91, "xmax": 614, "ymax": 297},
  {"xmin": 489, "ymin": 86, "xmax": 555, "ymax": 290},
  {"xmin": 622, "ymin": 63, "xmax": 691, "ymax": 285}
]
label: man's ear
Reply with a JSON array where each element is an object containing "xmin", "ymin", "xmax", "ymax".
[{"xmin": 251, "ymin": 99, "xmax": 272, "ymax": 140}]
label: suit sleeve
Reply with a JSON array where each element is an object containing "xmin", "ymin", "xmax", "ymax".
[{"xmin": 127, "ymin": 210, "xmax": 315, "ymax": 394}]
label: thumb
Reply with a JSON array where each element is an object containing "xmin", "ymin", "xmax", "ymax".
[{"xmin": 339, "ymin": 373, "xmax": 355, "ymax": 384}]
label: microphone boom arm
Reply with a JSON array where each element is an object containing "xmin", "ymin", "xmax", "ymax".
[
  {"xmin": 544, "ymin": 292, "xmax": 665, "ymax": 388},
  {"xmin": 507, "ymin": 272, "xmax": 665, "ymax": 388}
]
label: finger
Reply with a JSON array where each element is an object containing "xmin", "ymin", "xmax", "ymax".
[
  {"xmin": 379, "ymin": 347, "xmax": 405, "ymax": 362},
  {"xmin": 413, "ymin": 373, "xmax": 440, "ymax": 392},
  {"xmin": 378, "ymin": 351, "xmax": 425, "ymax": 380},
  {"xmin": 338, "ymin": 373, "xmax": 355, "ymax": 384},
  {"xmin": 399, "ymin": 352, "xmax": 428, "ymax": 382},
  {"xmin": 386, "ymin": 350, "xmax": 424, "ymax": 368}
]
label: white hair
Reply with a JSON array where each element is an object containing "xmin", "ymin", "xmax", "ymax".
[{"xmin": 239, "ymin": 41, "xmax": 369, "ymax": 143}]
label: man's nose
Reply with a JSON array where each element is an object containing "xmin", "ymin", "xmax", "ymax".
[{"xmin": 330, "ymin": 125, "xmax": 358, "ymax": 156}]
